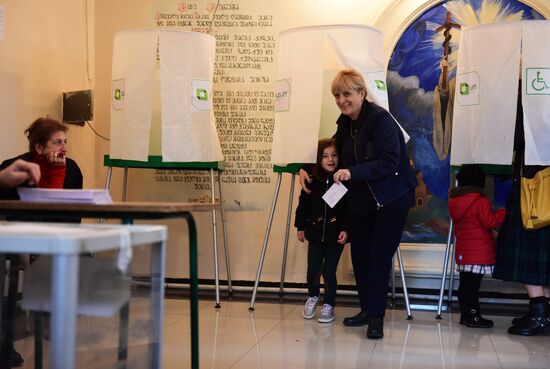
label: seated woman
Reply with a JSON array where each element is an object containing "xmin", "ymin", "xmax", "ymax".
[
  {"xmin": 0, "ymin": 117, "xmax": 82, "ymax": 367},
  {"xmin": 0, "ymin": 117, "xmax": 82, "ymax": 197}
]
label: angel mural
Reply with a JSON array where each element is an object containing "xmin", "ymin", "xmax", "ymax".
[{"xmin": 388, "ymin": 0, "xmax": 545, "ymax": 243}]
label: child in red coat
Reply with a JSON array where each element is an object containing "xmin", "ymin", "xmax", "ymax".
[{"xmin": 448, "ymin": 164, "xmax": 506, "ymax": 328}]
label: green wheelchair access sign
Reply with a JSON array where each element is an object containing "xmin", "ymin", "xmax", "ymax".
[{"xmin": 526, "ymin": 68, "xmax": 550, "ymax": 95}]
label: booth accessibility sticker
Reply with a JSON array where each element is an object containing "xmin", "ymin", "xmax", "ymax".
[
  {"xmin": 112, "ymin": 79, "xmax": 125, "ymax": 111},
  {"xmin": 456, "ymin": 71, "xmax": 480, "ymax": 106},
  {"xmin": 526, "ymin": 68, "xmax": 550, "ymax": 95},
  {"xmin": 191, "ymin": 79, "xmax": 211, "ymax": 111}
]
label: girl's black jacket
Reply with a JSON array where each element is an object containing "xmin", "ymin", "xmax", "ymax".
[{"xmin": 294, "ymin": 174, "xmax": 347, "ymax": 245}]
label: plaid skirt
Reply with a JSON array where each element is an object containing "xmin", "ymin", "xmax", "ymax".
[
  {"xmin": 493, "ymin": 180, "xmax": 550, "ymax": 285},
  {"xmin": 457, "ymin": 264, "xmax": 494, "ymax": 275}
]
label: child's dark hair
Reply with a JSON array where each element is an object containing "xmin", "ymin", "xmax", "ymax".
[
  {"xmin": 311, "ymin": 137, "xmax": 337, "ymax": 179},
  {"xmin": 456, "ymin": 164, "xmax": 485, "ymax": 188}
]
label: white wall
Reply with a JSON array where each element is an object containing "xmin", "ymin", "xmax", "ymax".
[
  {"xmin": 3, "ymin": 0, "xmax": 550, "ymax": 290},
  {"xmin": 93, "ymin": 0, "xmax": 425, "ymax": 286},
  {"xmin": 93, "ymin": 0, "xmax": 550, "ymax": 288},
  {"xmin": 0, "ymin": 0, "xmax": 95, "ymax": 187}
]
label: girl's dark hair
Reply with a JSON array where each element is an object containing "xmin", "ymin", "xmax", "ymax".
[
  {"xmin": 456, "ymin": 164, "xmax": 485, "ymax": 188},
  {"xmin": 311, "ymin": 137, "xmax": 337, "ymax": 179},
  {"xmin": 25, "ymin": 117, "xmax": 68, "ymax": 152}
]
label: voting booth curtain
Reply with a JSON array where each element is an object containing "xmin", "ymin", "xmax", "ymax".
[
  {"xmin": 270, "ymin": 25, "xmax": 389, "ymax": 166},
  {"xmin": 450, "ymin": 20, "xmax": 550, "ymax": 167},
  {"xmin": 110, "ymin": 29, "xmax": 223, "ymax": 163}
]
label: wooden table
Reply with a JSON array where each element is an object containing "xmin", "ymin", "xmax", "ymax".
[{"xmin": 0, "ymin": 200, "xmax": 217, "ymax": 369}]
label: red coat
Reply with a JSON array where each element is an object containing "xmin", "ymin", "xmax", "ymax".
[{"xmin": 448, "ymin": 187, "xmax": 506, "ymax": 265}]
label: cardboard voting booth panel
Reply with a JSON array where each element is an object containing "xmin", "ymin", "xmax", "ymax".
[
  {"xmin": 451, "ymin": 20, "xmax": 550, "ymax": 166},
  {"xmin": 110, "ymin": 29, "xmax": 223, "ymax": 163},
  {"xmin": 270, "ymin": 25, "xmax": 388, "ymax": 166}
]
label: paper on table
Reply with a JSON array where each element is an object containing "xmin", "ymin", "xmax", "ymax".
[
  {"xmin": 322, "ymin": 182, "xmax": 348, "ymax": 208},
  {"xmin": 17, "ymin": 188, "xmax": 113, "ymax": 204}
]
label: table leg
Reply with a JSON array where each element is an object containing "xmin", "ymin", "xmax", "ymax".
[
  {"xmin": 118, "ymin": 219, "xmax": 133, "ymax": 367},
  {"xmin": 184, "ymin": 213, "xmax": 199, "ymax": 369},
  {"xmin": 150, "ymin": 240, "xmax": 165, "ymax": 369},
  {"xmin": 118, "ymin": 303, "xmax": 129, "ymax": 367},
  {"xmin": 51, "ymin": 254, "xmax": 79, "ymax": 369},
  {"xmin": 0, "ymin": 254, "xmax": 6, "ymax": 368}
]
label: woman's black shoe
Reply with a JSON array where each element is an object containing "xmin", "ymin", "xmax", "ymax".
[
  {"xmin": 508, "ymin": 300, "xmax": 549, "ymax": 336},
  {"xmin": 511, "ymin": 313, "xmax": 529, "ymax": 326},
  {"xmin": 342, "ymin": 310, "xmax": 369, "ymax": 327},
  {"xmin": 366, "ymin": 317, "xmax": 384, "ymax": 339},
  {"xmin": 512, "ymin": 300, "xmax": 549, "ymax": 325}
]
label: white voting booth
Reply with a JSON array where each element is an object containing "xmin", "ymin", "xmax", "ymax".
[
  {"xmin": 249, "ymin": 25, "xmax": 412, "ymax": 317},
  {"xmin": 110, "ymin": 29, "xmax": 223, "ymax": 162},
  {"xmin": 107, "ymin": 29, "xmax": 231, "ymax": 306},
  {"xmin": 438, "ymin": 20, "xmax": 550, "ymax": 316}
]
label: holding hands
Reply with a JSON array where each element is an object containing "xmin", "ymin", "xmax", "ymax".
[{"xmin": 299, "ymin": 168, "xmax": 352, "ymax": 192}]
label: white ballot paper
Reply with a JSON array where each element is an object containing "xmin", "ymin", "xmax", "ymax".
[{"xmin": 322, "ymin": 182, "xmax": 348, "ymax": 208}]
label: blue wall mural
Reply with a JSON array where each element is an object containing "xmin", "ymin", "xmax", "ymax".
[{"xmin": 389, "ymin": 0, "xmax": 544, "ymax": 243}]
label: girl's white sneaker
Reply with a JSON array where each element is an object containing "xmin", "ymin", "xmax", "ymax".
[
  {"xmin": 303, "ymin": 296, "xmax": 319, "ymax": 319},
  {"xmin": 318, "ymin": 304, "xmax": 335, "ymax": 323}
]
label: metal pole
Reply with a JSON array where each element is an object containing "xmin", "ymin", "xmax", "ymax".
[
  {"xmin": 210, "ymin": 169, "xmax": 221, "ymax": 307},
  {"xmin": 218, "ymin": 171, "xmax": 232, "ymax": 293},
  {"xmin": 391, "ymin": 256, "xmax": 396, "ymax": 301},
  {"xmin": 448, "ymin": 235, "xmax": 456, "ymax": 304},
  {"xmin": 279, "ymin": 174, "xmax": 295, "ymax": 295},
  {"xmin": 249, "ymin": 173, "xmax": 282, "ymax": 310},
  {"xmin": 122, "ymin": 167, "xmax": 128, "ymax": 201},
  {"xmin": 396, "ymin": 247, "xmax": 412, "ymax": 319},
  {"xmin": 436, "ymin": 219, "xmax": 454, "ymax": 318},
  {"xmin": 105, "ymin": 166, "xmax": 112, "ymax": 190}
]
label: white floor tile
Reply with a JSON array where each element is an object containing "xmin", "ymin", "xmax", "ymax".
[{"xmin": 12, "ymin": 297, "xmax": 550, "ymax": 369}]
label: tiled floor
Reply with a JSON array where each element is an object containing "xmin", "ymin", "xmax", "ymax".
[{"xmin": 13, "ymin": 298, "xmax": 550, "ymax": 368}]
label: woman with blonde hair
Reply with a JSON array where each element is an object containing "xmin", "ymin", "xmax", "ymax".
[{"xmin": 300, "ymin": 69, "xmax": 417, "ymax": 339}]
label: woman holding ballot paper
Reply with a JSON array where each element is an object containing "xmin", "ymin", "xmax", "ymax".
[
  {"xmin": 300, "ymin": 69, "xmax": 417, "ymax": 339},
  {"xmin": 0, "ymin": 117, "xmax": 82, "ymax": 199}
]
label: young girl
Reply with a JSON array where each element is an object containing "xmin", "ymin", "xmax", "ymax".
[
  {"xmin": 295, "ymin": 138, "xmax": 348, "ymax": 323},
  {"xmin": 448, "ymin": 164, "xmax": 506, "ymax": 328}
]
